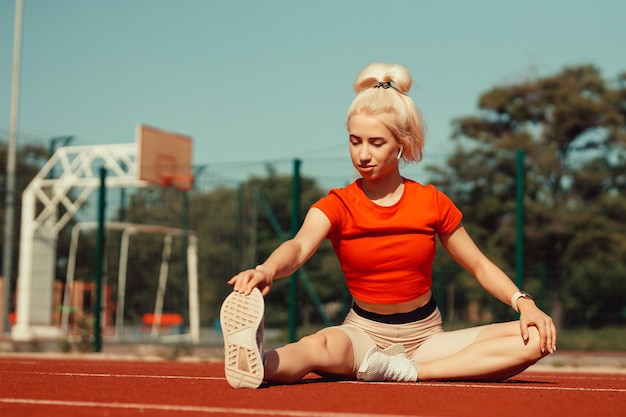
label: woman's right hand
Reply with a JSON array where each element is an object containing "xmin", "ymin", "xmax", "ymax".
[{"xmin": 227, "ymin": 266, "xmax": 273, "ymax": 297}]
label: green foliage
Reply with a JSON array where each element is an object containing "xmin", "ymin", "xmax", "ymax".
[
  {"xmin": 430, "ymin": 64, "xmax": 626, "ymax": 327},
  {"xmin": 105, "ymin": 187, "xmax": 191, "ymax": 324},
  {"xmin": 114, "ymin": 164, "xmax": 341, "ymax": 328},
  {"xmin": 7, "ymin": 64, "xmax": 625, "ymax": 336},
  {"xmin": 207, "ymin": 165, "xmax": 344, "ymax": 327},
  {"xmin": 557, "ymin": 327, "xmax": 626, "ymax": 351},
  {"xmin": 58, "ymin": 315, "xmax": 94, "ymax": 353},
  {"xmin": 74, "ymin": 315, "xmax": 95, "ymax": 353}
]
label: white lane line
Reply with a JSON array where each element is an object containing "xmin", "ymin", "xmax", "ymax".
[
  {"xmin": 0, "ymin": 398, "xmax": 427, "ymax": 417},
  {"xmin": 10, "ymin": 371, "xmax": 221, "ymax": 380},
  {"xmin": 419, "ymin": 382, "xmax": 626, "ymax": 393},
  {"xmin": 8, "ymin": 370, "xmax": 626, "ymax": 393},
  {"xmin": 0, "ymin": 360, "xmax": 37, "ymax": 365},
  {"xmin": 531, "ymin": 374, "xmax": 626, "ymax": 381},
  {"xmin": 339, "ymin": 380, "xmax": 626, "ymax": 393}
]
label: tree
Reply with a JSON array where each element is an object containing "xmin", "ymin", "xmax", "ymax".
[
  {"xmin": 84, "ymin": 163, "xmax": 338, "ymax": 329},
  {"xmin": 173, "ymin": 164, "xmax": 345, "ymax": 327},
  {"xmin": 429, "ymin": 65, "xmax": 626, "ymax": 327},
  {"xmin": 213, "ymin": 165, "xmax": 345, "ymax": 327}
]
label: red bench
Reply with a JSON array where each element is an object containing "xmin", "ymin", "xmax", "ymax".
[
  {"xmin": 142, "ymin": 313, "xmax": 183, "ymax": 327},
  {"xmin": 140, "ymin": 313, "xmax": 184, "ymax": 334}
]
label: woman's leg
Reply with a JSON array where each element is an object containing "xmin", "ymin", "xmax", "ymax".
[
  {"xmin": 264, "ymin": 327, "xmax": 356, "ymax": 383},
  {"xmin": 412, "ymin": 321, "xmax": 548, "ymax": 381}
]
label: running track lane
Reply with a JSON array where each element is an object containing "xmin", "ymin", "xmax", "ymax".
[{"xmin": 1, "ymin": 356, "xmax": 625, "ymax": 417}]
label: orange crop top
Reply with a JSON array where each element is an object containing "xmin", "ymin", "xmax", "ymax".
[{"xmin": 312, "ymin": 178, "xmax": 462, "ymax": 304}]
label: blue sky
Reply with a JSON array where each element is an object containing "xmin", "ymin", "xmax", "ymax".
[{"xmin": 1, "ymin": 0, "xmax": 625, "ymax": 166}]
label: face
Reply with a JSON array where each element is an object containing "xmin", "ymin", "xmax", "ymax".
[{"xmin": 348, "ymin": 113, "xmax": 400, "ymax": 180}]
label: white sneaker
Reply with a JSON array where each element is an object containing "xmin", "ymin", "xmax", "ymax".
[
  {"xmin": 220, "ymin": 288, "xmax": 265, "ymax": 388},
  {"xmin": 357, "ymin": 343, "xmax": 418, "ymax": 382}
]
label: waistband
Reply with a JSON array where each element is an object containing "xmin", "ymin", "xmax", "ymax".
[{"xmin": 352, "ymin": 296, "xmax": 437, "ymax": 324}]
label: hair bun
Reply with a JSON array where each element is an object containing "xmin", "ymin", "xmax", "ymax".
[{"xmin": 353, "ymin": 63, "xmax": 412, "ymax": 94}]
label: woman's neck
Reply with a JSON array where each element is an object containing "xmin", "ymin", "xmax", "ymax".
[{"xmin": 361, "ymin": 175, "xmax": 405, "ymax": 207}]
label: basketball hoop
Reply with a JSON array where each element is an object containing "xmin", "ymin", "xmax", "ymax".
[
  {"xmin": 137, "ymin": 124, "xmax": 194, "ymax": 191},
  {"xmin": 160, "ymin": 174, "xmax": 195, "ymax": 191}
]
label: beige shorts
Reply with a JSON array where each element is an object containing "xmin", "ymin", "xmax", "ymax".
[{"xmin": 334, "ymin": 301, "xmax": 485, "ymax": 373}]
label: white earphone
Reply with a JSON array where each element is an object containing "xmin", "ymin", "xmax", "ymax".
[{"xmin": 397, "ymin": 146, "xmax": 404, "ymax": 160}]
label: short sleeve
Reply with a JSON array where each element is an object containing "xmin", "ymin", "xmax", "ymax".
[
  {"xmin": 311, "ymin": 191, "xmax": 343, "ymax": 237},
  {"xmin": 436, "ymin": 190, "xmax": 463, "ymax": 235}
]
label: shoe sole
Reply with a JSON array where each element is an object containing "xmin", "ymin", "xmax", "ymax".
[{"xmin": 220, "ymin": 288, "xmax": 264, "ymax": 388}]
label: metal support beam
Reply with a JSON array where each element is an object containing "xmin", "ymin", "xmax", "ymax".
[{"xmin": 11, "ymin": 144, "xmax": 147, "ymax": 341}]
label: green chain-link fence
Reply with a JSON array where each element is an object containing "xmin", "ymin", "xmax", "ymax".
[{"xmin": 3, "ymin": 152, "xmax": 625, "ymax": 347}]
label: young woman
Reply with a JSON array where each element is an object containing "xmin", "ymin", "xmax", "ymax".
[{"xmin": 220, "ymin": 62, "xmax": 557, "ymax": 389}]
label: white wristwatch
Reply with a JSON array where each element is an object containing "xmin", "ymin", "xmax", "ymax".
[{"xmin": 511, "ymin": 291, "xmax": 534, "ymax": 313}]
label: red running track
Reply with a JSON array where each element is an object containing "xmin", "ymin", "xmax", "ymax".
[{"xmin": 1, "ymin": 355, "xmax": 625, "ymax": 417}]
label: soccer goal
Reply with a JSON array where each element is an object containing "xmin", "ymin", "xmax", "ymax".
[{"xmin": 60, "ymin": 221, "xmax": 199, "ymax": 344}]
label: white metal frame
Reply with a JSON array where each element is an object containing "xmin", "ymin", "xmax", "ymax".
[
  {"xmin": 10, "ymin": 144, "xmax": 183, "ymax": 341},
  {"xmin": 61, "ymin": 221, "xmax": 199, "ymax": 344}
]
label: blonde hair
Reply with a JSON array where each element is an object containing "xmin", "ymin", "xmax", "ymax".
[{"xmin": 347, "ymin": 63, "xmax": 426, "ymax": 163}]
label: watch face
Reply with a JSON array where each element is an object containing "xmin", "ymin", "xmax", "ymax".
[{"xmin": 521, "ymin": 291, "xmax": 534, "ymax": 300}]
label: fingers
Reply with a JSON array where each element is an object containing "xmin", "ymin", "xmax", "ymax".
[
  {"xmin": 519, "ymin": 320, "xmax": 530, "ymax": 343},
  {"xmin": 539, "ymin": 321, "xmax": 549, "ymax": 354},
  {"xmin": 260, "ymin": 285, "xmax": 271, "ymax": 297},
  {"xmin": 548, "ymin": 320, "xmax": 557, "ymax": 353},
  {"xmin": 521, "ymin": 311, "xmax": 557, "ymax": 354},
  {"xmin": 229, "ymin": 270, "xmax": 256, "ymax": 294},
  {"xmin": 228, "ymin": 269, "xmax": 271, "ymax": 296},
  {"xmin": 537, "ymin": 315, "xmax": 557, "ymax": 354}
]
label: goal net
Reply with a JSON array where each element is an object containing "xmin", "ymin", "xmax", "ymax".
[{"xmin": 60, "ymin": 221, "xmax": 199, "ymax": 344}]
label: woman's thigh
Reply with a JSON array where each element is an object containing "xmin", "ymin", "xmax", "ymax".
[
  {"xmin": 335, "ymin": 307, "xmax": 446, "ymax": 372},
  {"xmin": 411, "ymin": 321, "xmax": 521, "ymax": 363}
]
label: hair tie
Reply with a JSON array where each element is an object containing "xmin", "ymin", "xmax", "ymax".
[{"xmin": 373, "ymin": 81, "xmax": 392, "ymax": 89}]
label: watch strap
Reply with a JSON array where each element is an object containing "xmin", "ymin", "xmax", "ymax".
[{"xmin": 511, "ymin": 291, "xmax": 533, "ymax": 313}]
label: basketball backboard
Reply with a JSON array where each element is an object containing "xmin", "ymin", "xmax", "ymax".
[{"xmin": 137, "ymin": 124, "xmax": 193, "ymax": 191}]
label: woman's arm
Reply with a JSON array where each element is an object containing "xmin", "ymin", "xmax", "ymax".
[
  {"xmin": 439, "ymin": 225, "xmax": 518, "ymax": 304},
  {"xmin": 439, "ymin": 224, "xmax": 557, "ymax": 353},
  {"xmin": 228, "ymin": 207, "xmax": 331, "ymax": 296}
]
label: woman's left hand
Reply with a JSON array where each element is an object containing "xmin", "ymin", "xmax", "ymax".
[{"xmin": 518, "ymin": 299, "xmax": 557, "ymax": 354}]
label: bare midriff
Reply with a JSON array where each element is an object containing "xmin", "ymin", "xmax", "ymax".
[{"xmin": 353, "ymin": 290, "xmax": 433, "ymax": 315}]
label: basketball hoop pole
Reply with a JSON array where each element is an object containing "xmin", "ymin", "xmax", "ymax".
[{"xmin": 2, "ymin": 0, "xmax": 23, "ymax": 338}]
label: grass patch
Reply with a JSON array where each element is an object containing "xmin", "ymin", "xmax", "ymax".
[{"xmin": 556, "ymin": 327, "xmax": 626, "ymax": 351}]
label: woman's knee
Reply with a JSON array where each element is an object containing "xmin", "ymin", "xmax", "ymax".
[
  {"xmin": 522, "ymin": 326, "xmax": 546, "ymax": 361},
  {"xmin": 298, "ymin": 329, "xmax": 353, "ymax": 365},
  {"xmin": 297, "ymin": 332, "xmax": 329, "ymax": 351},
  {"xmin": 480, "ymin": 322, "xmax": 546, "ymax": 362}
]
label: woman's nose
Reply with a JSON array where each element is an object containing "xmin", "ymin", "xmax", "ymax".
[{"xmin": 359, "ymin": 144, "xmax": 371, "ymax": 161}]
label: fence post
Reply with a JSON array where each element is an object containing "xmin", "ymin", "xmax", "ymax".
[
  {"xmin": 515, "ymin": 150, "xmax": 525, "ymax": 289},
  {"xmin": 289, "ymin": 159, "xmax": 301, "ymax": 342},
  {"xmin": 93, "ymin": 167, "xmax": 106, "ymax": 352}
]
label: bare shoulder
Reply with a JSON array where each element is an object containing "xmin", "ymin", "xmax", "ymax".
[
  {"xmin": 293, "ymin": 207, "xmax": 331, "ymax": 243},
  {"xmin": 302, "ymin": 207, "xmax": 331, "ymax": 230}
]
